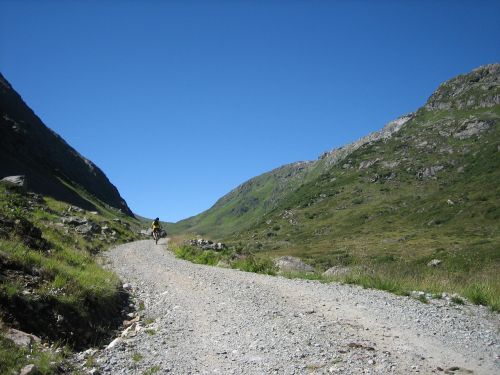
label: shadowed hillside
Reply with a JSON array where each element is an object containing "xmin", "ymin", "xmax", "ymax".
[{"xmin": 0, "ymin": 73, "xmax": 133, "ymax": 216}]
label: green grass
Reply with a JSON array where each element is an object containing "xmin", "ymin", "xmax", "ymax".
[
  {"xmin": 171, "ymin": 240, "xmax": 277, "ymax": 275},
  {"xmin": 143, "ymin": 365, "xmax": 161, "ymax": 375},
  {"xmin": 451, "ymin": 296, "xmax": 465, "ymax": 305},
  {"xmin": 145, "ymin": 329, "xmax": 156, "ymax": 336},
  {"xmin": 0, "ymin": 336, "xmax": 67, "ymax": 375},
  {"xmin": 132, "ymin": 352, "xmax": 143, "ymax": 362},
  {"xmin": 0, "ymin": 180, "xmax": 142, "ymax": 368},
  {"xmin": 465, "ymin": 283, "xmax": 495, "ymax": 309},
  {"xmin": 231, "ymin": 255, "xmax": 277, "ymax": 275},
  {"xmin": 172, "ymin": 245, "xmax": 224, "ymax": 266}
]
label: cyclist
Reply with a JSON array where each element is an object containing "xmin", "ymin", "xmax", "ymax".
[{"xmin": 151, "ymin": 217, "xmax": 162, "ymax": 243}]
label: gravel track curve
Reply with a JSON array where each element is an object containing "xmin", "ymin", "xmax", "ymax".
[{"xmin": 91, "ymin": 240, "xmax": 499, "ymax": 375}]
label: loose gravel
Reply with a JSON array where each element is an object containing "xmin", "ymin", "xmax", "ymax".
[{"xmin": 83, "ymin": 239, "xmax": 499, "ymax": 374}]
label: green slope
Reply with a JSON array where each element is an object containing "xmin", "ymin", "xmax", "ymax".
[
  {"xmin": 170, "ymin": 161, "xmax": 319, "ymax": 237},
  {"xmin": 171, "ymin": 64, "xmax": 499, "ymax": 243}
]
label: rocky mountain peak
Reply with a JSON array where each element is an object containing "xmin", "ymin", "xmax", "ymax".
[{"xmin": 424, "ymin": 63, "xmax": 499, "ymax": 111}]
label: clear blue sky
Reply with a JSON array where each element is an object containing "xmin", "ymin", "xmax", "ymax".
[{"xmin": 1, "ymin": 1, "xmax": 499, "ymax": 222}]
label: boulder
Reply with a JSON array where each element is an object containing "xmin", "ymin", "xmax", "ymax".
[
  {"xmin": 1, "ymin": 175, "xmax": 27, "ymax": 190},
  {"xmin": 323, "ymin": 266, "xmax": 351, "ymax": 277},
  {"xmin": 76, "ymin": 223, "xmax": 101, "ymax": 235},
  {"xmin": 19, "ymin": 364, "xmax": 39, "ymax": 375},
  {"xmin": 274, "ymin": 256, "xmax": 314, "ymax": 273},
  {"xmin": 4, "ymin": 328, "xmax": 41, "ymax": 348}
]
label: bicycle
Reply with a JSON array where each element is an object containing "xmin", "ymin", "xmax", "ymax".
[{"xmin": 152, "ymin": 228, "xmax": 160, "ymax": 244}]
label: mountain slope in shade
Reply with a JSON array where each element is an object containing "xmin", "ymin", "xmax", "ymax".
[{"xmin": 0, "ymin": 73, "xmax": 133, "ymax": 216}]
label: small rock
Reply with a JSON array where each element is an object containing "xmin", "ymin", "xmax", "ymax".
[
  {"xmin": 427, "ymin": 259, "xmax": 442, "ymax": 267},
  {"xmin": 67, "ymin": 205, "xmax": 84, "ymax": 213},
  {"xmin": 123, "ymin": 316, "xmax": 139, "ymax": 327},
  {"xmin": 122, "ymin": 283, "xmax": 132, "ymax": 290},
  {"xmin": 105, "ymin": 337, "xmax": 123, "ymax": 350}
]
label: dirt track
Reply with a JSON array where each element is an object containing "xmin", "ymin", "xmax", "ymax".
[{"xmin": 91, "ymin": 239, "xmax": 499, "ymax": 374}]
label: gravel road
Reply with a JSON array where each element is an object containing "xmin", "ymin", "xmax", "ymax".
[{"xmin": 88, "ymin": 239, "xmax": 499, "ymax": 374}]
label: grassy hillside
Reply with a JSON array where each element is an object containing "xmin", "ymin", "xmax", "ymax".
[
  {"xmin": 171, "ymin": 64, "xmax": 500, "ymax": 310},
  {"xmin": 171, "ymin": 162, "xmax": 321, "ymax": 237},
  {"xmin": 0, "ymin": 181, "xmax": 143, "ymax": 373}
]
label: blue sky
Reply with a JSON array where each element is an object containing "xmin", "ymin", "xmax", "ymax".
[{"xmin": 1, "ymin": 1, "xmax": 499, "ymax": 222}]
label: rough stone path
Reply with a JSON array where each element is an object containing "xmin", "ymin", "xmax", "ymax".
[{"xmin": 91, "ymin": 240, "xmax": 499, "ymax": 374}]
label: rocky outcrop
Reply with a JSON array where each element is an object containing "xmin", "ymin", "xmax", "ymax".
[
  {"xmin": 320, "ymin": 113, "xmax": 415, "ymax": 167},
  {"xmin": 0, "ymin": 73, "xmax": 133, "ymax": 216},
  {"xmin": 0, "ymin": 216, "xmax": 50, "ymax": 251},
  {"xmin": 453, "ymin": 119, "xmax": 492, "ymax": 139},
  {"xmin": 188, "ymin": 238, "xmax": 226, "ymax": 251}
]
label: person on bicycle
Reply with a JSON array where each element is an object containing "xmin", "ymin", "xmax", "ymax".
[{"xmin": 151, "ymin": 217, "xmax": 162, "ymax": 239}]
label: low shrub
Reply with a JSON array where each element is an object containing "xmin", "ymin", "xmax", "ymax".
[{"xmin": 232, "ymin": 255, "xmax": 277, "ymax": 275}]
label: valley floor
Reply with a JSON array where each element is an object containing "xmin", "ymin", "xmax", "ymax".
[{"xmin": 89, "ymin": 240, "xmax": 499, "ymax": 374}]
